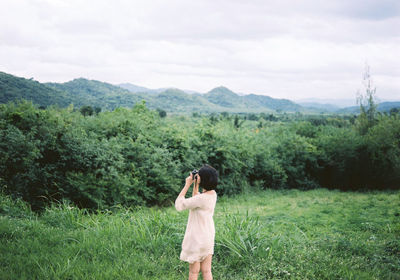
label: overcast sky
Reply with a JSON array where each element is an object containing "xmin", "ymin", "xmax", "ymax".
[{"xmin": 1, "ymin": 0, "xmax": 399, "ymax": 102}]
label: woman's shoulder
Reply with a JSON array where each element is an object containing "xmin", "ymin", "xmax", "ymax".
[
  {"xmin": 200, "ymin": 191, "xmax": 217, "ymax": 203},
  {"xmin": 201, "ymin": 190, "xmax": 217, "ymax": 196}
]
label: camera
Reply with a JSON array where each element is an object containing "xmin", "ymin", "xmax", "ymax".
[{"xmin": 191, "ymin": 169, "xmax": 199, "ymax": 180}]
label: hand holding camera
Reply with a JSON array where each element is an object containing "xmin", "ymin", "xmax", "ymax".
[
  {"xmin": 185, "ymin": 169, "xmax": 199, "ymax": 185},
  {"xmin": 191, "ymin": 169, "xmax": 200, "ymax": 196},
  {"xmin": 191, "ymin": 169, "xmax": 198, "ymax": 180}
]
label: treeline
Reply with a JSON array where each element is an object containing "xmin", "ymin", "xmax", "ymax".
[{"xmin": 1, "ymin": 101, "xmax": 399, "ymax": 211}]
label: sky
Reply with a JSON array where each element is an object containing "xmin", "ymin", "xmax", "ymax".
[{"xmin": 0, "ymin": 0, "xmax": 399, "ymax": 103}]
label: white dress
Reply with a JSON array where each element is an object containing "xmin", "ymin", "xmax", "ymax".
[{"xmin": 175, "ymin": 192, "xmax": 217, "ymax": 263}]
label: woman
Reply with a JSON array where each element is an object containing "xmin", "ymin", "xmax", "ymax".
[{"xmin": 175, "ymin": 165, "xmax": 218, "ymax": 280}]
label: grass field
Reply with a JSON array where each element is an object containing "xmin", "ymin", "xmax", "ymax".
[{"xmin": 1, "ymin": 188, "xmax": 399, "ymax": 279}]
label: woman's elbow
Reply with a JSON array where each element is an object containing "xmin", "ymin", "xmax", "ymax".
[
  {"xmin": 175, "ymin": 199, "xmax": 185, "ymax": 211},
  {"xmin": 175, "ymin": 203, "xmax": 183, "ymax": 211}
]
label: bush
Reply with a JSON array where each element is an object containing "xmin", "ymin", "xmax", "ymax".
[
  {"xmin": 364, "ymin": 116, "xmax": 400, "ymax": 188},
  {"xmin": 1, "ymin": 101, "xmax": 399, "ymax": 210}
]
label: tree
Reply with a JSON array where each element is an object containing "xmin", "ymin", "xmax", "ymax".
[
  {"xmin": 357, "ymin": 63, "xmax": 378, "ymax": 134},
  {"xmin": 157, "ymin": 108, "xmax": 167, "ymax": 118},
  {"xmin": 94, "ymin": 106, "xmax": 102, "ymax": 114},
  {"xmin": 80, "ymin": 105, "xmax": 94, "ymax": 116},
  {"xmin": 233, "ymin": 115, "xmax": 244, "ymax": 129}
]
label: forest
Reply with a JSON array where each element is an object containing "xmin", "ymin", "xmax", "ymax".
[{"xmin": 1, "ymin": 97, "xmax": 399, "ymax": 211}]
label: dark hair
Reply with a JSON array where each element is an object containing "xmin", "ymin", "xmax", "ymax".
[{"xmin": 198, "ymin": 164, "xmax": 218, "ymax": 191}]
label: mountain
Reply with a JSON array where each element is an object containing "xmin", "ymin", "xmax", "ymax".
[
  {"xmin": 337, "ymin": 102, "xmax": 400, "ymax": 114},
  {"xmin": 377, "ymin": 102, "xmax": 400, "ymax": 112},
  {"xmin": 203, "ymin": 87, "xmax": 301, "ymax": 112},
  {"xmin": 3, "ymin": 71, "xmax": 398, "ymax": 114},
  {"xmin": 48, "ymin": 78, "xmax": 132, "ymax": 98},
  {"xmin": 119, "ymin": 82, "xmax": 200, "ymax": 95},
  {"xmin": 1, "ymin": 72, "xmax": 304, "ymax": 113},
  {"xmin": 149, "ymin": 88, "xmax": 224, "ymax": 113},
  {"xmin": 298, "ymin": 102, "xmax": 340, "ymax": 112},
  {"xmin": 0, "ymin": 73, "xmax": 145, "ymax": 110},
  {"xmin": 0, "ymin": 71, "xmax": 73, "ymax": 107},
  {"xmin": 243, "ymin": 94, "xmax": 302, "ymax": 112},
  {"xmin": 46, "ymin": 78, "xmax": 148, "ymax": 110},
  {"xmin": 295, "ymin": 98, "xmax": 357, "ymax": 108},
  {"xmin": 204, "ymin": 86, "xmax": 244, "ymax": 108},
  {"xmin": 118, "ymin": 83, "xmax": 154, "ymax": 94}
]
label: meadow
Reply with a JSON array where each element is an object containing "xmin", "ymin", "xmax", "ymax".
[
  {"xmin": 1, "ymin": 97, "xmax": 400, "ymax": 279},
  {"xmin": 1, "ymin": 188, "xmax": 399, "ymax": 280}
]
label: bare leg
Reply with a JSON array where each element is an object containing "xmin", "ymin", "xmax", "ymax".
[
  {"xmin": 200, "ymin": 255, "xmax": 213, "ymax": 280},
  {"xmin": 189, "ymin": 262, "xmax": 200, "ymax": 280}
]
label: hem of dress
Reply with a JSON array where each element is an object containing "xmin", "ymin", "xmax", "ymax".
[{"xmin": 180, "ymin": 252, "xmax": 214, "ymax": 264}]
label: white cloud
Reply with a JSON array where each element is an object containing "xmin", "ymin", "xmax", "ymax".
[{"xmin": 0, "ymin": 0, "xmax": 399, "ymax": 100}]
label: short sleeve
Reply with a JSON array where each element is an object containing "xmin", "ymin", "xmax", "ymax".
[{"xmin": 175, "ymin": 194, "xmax": 204, "ymax": 212}]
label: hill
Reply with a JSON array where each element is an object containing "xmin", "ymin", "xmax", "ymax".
[
  {"xmin": 149, "ymin": 88, "xmax": 225, "ymax": 113},
  {"xmin": 118, "ymin": 83, "xmax": 155, "ymax": 94},
  {"xmin": 46, "ymin": 78, "xmax": 149, "ymax": 110},
  {"xmin": 0, "ymin": 72, "xmax": 307, "ymax": 113},
  {"xmin": 0, "ymin": 72, "xmax": 72, "ymax": 107},
  {"xmin": 202, "ymin": 86, "xmax": 301, "ymax": 112},
  {"xmin": 378, "ymin": 101, "xmax": 400, "ymax": 112},
  {"xmin": 3, "ymin": 71, "xmax": 399, "ymax": 114},
  {"xmin": 297, "ymin": 102, "xmax": 340, "ymax": 112},
  {"xmin": 243, "ymin": 93, "xmax": 302, "ymax": 112},
  {"xmin": 119, "ymin": 83, "xmax": 200, "ymax": 95},
  {"xmin": 337, "ymin": 101, "xmax": 400, "ymax": 114},
  {"xmin": 295, "ymin": 98, "xmax": 356, "ymax": 108},
  {"xmin": 204, "ymin": 86, "xmax": 243, "ymax": 108}
]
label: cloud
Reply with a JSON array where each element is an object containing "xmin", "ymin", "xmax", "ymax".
[{"xmin": 0, "ymin": 0, "xmax": 399, "ymax": 100}]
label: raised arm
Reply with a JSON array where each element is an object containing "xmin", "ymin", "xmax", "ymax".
[
  {"xmin": 177, "ymin": 174, "xmax": 193, "ymax": 198},
  {"xmin": 175, "ymin": 174, "xmax": 204, "ymax": 211},
  {"xmin": 192, "ymin": 176, "xmax": 200, "ymax": 197}
]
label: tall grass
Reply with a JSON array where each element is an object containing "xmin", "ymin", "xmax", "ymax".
[{"xmin": 1, "ymin": 189, "xmax": 399, "ymax": 279}]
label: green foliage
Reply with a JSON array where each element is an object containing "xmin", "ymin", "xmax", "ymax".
[
  {"xmin": 273, "ymin": 127, "xmax": 320, "ymax": 189},
  {"xmin": 313, "ymin": 126, "xmax": 364, "ymax": 188},
  {"xmin": 79, "ymin": 105, "xmax": 94, "ymax": 116},
  {"xmin": 0, "ymin": 101, "xmax": 183, "ymax": 210},
  {"xmin": 243, "ymin": 93, "xmax": 302, "ymax": 112},
  {"xmin": 1, "ymin": 100, "xmax": 400, "ymax": 211},
  {"xmin": 204, "ymin": 86, "xmax": 241, "ymax": 108},
  {"xmin": 156, "ymin": 108, "xmax": 167, "ymax": 118},
  {"xmin": 0, "ymin": 72, "xmax": 315, "ymax": 114},
  {"xmin": 3, "ymin": 71, "xmax": 400, "ymax": 116},
  {"xmin": 0, "ymin": 72, "xmax": 72, "ymax": 107},
  {"xmin": 47, "ymin": 78, "xmax": 146, "ymax": 110},
  {"xmin": 364, "ymin": 116, "xmax": 400, "ymax": 188}
]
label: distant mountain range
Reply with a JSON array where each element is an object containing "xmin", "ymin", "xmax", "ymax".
[
  {"xmin": 336, "ymin": 102, "xmax": 400, "ymax": 114},
  {"xmin": 295, "ymin": 98, "xmax": 357, "ymax": 108},
  {"xmin": 1, "ymin": 71, "xmax": 399, "ymax": 114},
  {"xmin": 118, "ymin": 83, "xmax": 200, "ymax": 95}
]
